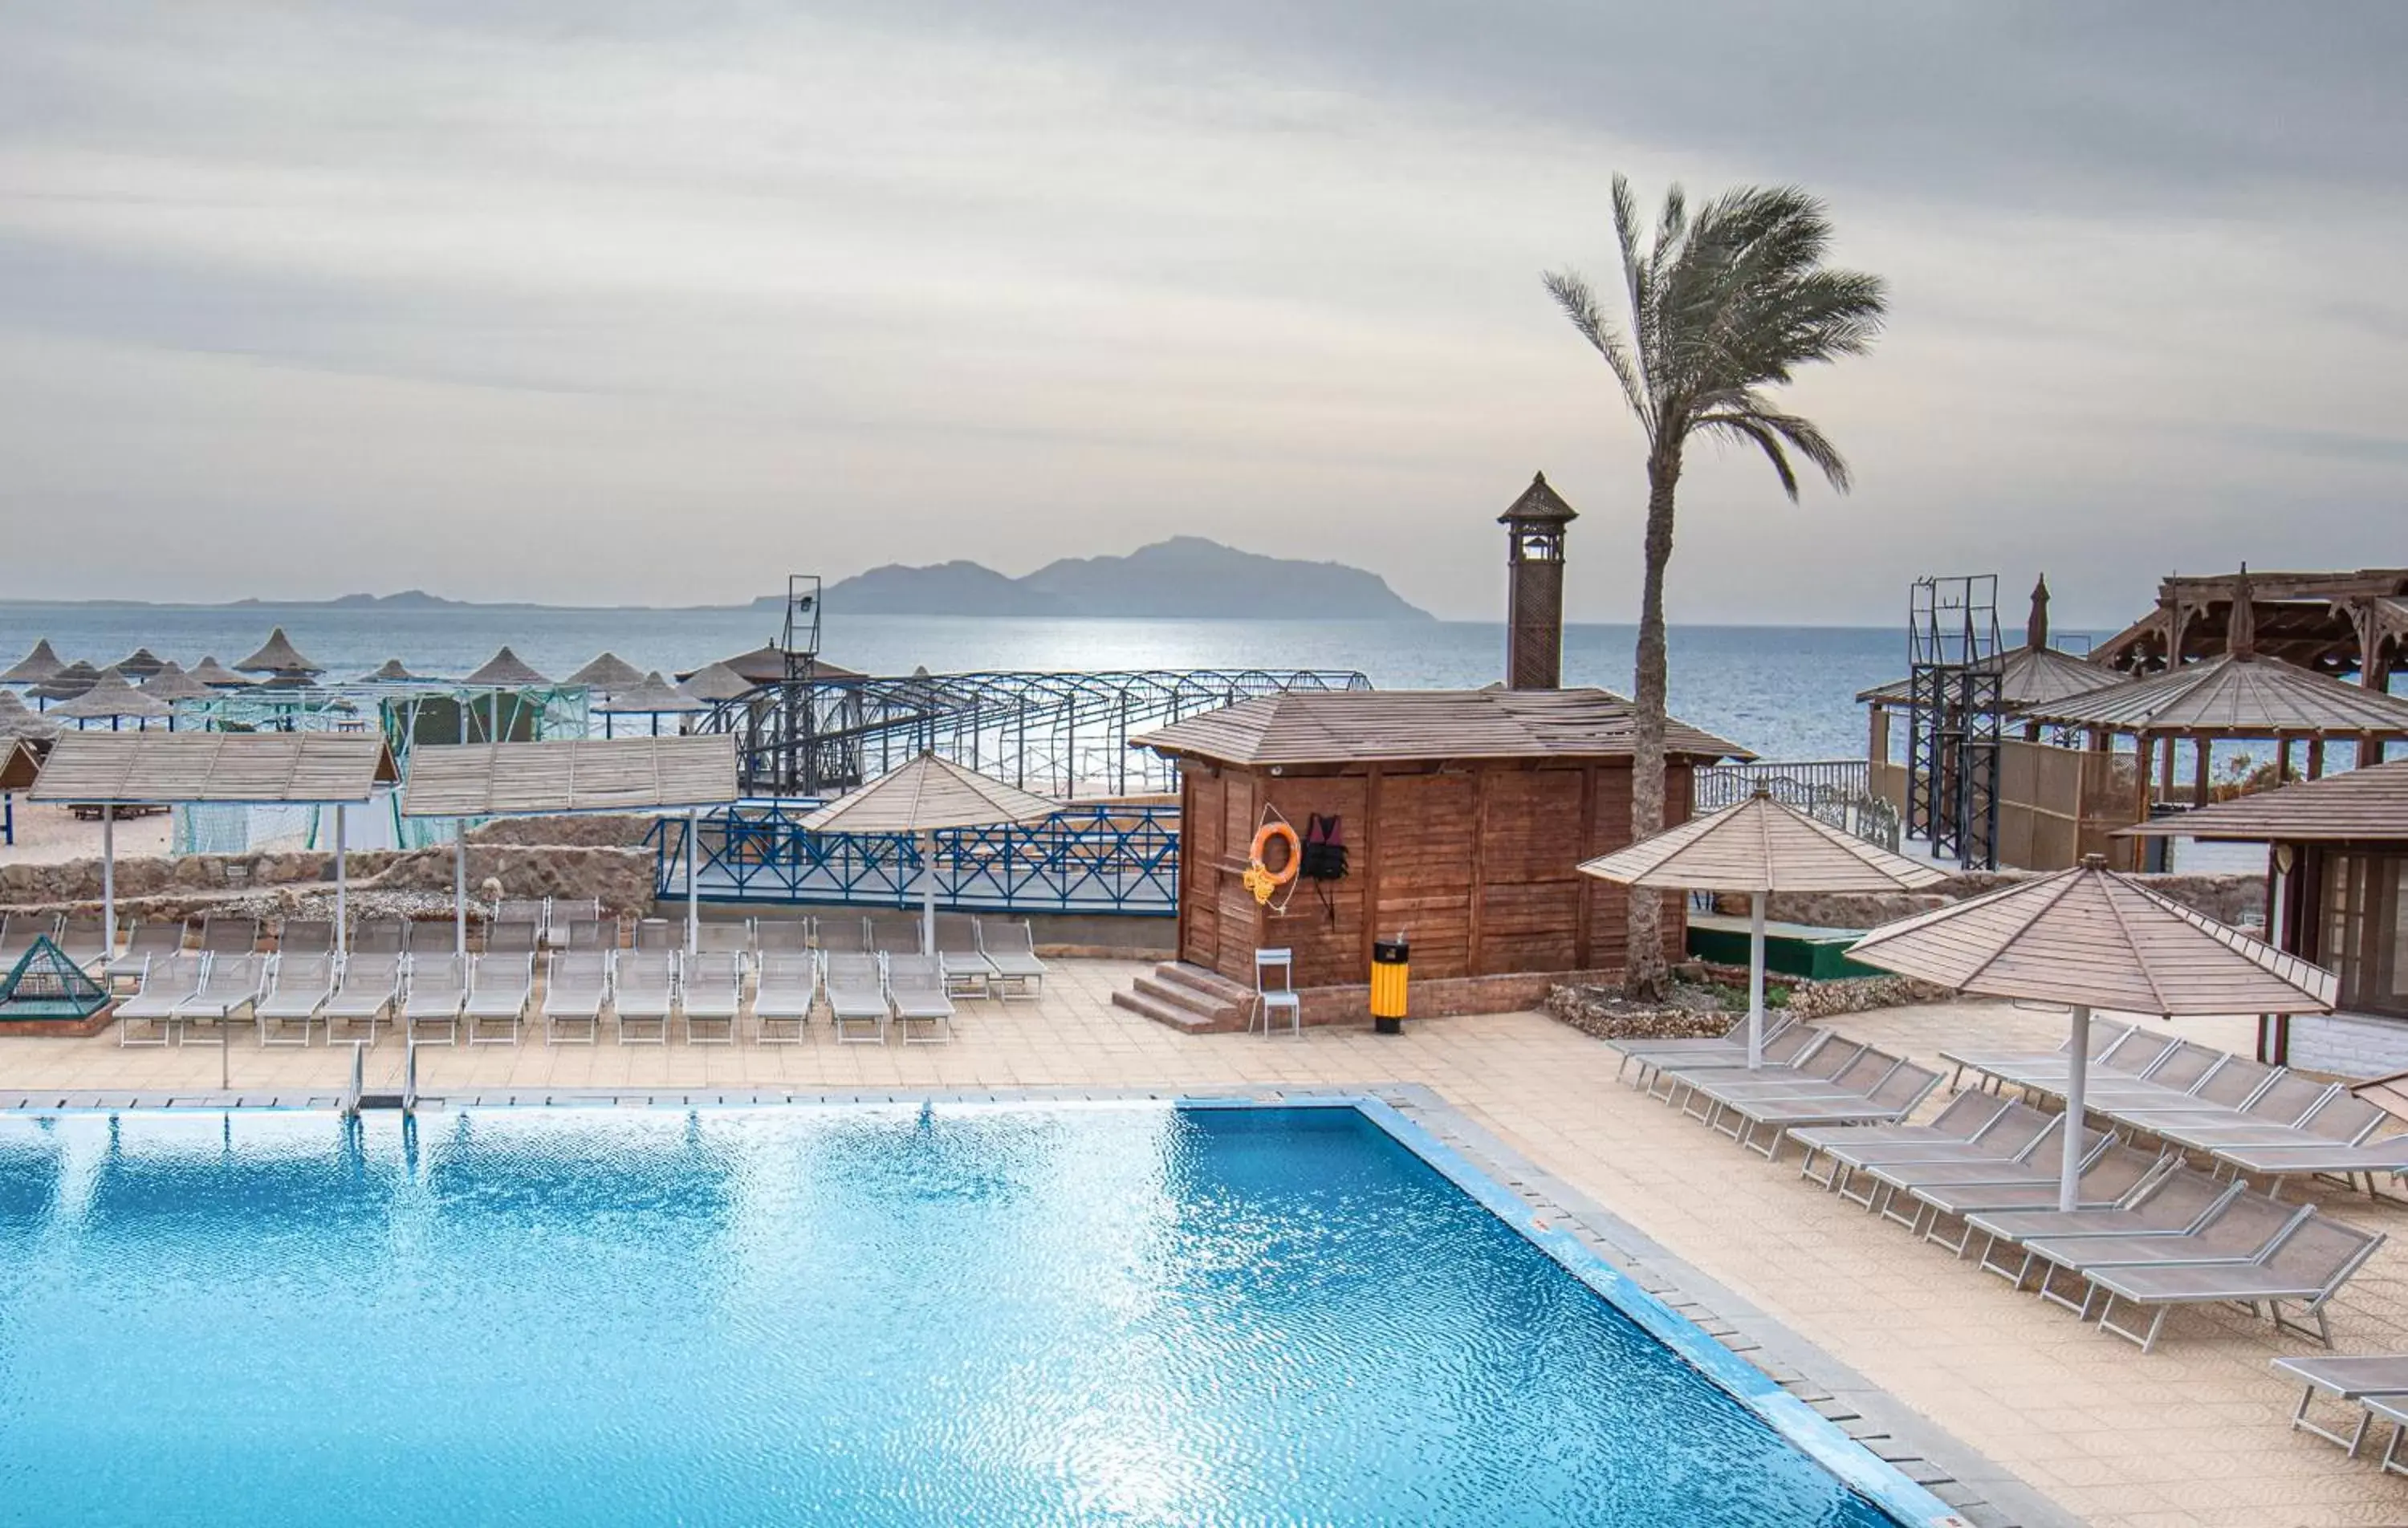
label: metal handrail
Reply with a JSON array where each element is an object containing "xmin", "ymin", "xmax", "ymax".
[
  {"xmin": 402, "ymin": 1039, "xmax": 418, "ymax": 1115},
  {"xmin": 342, "ymin": 1041, "xmax": 364, "ymax": 1118}
]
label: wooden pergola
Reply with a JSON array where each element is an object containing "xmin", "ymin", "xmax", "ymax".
[{"xmin": 2093, "ymin": 567, "xmax": 2408, "ymax": 684}]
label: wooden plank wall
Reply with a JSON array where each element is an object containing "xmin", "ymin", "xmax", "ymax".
[{"xmin": 1178, "ymin": 758, "xmax": 1691, "ymax": 989}]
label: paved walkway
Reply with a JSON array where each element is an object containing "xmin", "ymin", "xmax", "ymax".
[{"xmin": 2, "ymin": 964, "xmax": 2400, "ymax": 1526}]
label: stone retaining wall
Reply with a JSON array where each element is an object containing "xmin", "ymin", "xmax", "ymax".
[
  {"xmin": 1723, "ymin": 870, "xmax": 2261, "ymax": 930},
  {"xmin": 0, "ymin": 844, "xmax": 657, "ymax": 920}
]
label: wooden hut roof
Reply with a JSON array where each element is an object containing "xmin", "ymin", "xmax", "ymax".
[
  {"xmin": 799, "ymin": 752, "xmax": 1061, "ymax": 835},
  {"xmin": 690, "ymin": 644, "xmax": 866, "ymax": 686},
  {"xmin": 29, "ymin": 732, "xmax": 398, "ymax": 804},
  {"xmin": 0, "ymin": 640, "xmax": 63, "ymax": 685},
  {"xmin": 564, "ymin": 652, "xmax": 647, "ymax": 691},
  {"xmin": 400, "ymin": 734, "xmax": 738, "ymax": 817},
  {"xmin": 2015, "ymin": 652, "xmax": 2408, "ymax": 737},
  {"xmin": 1580, "ymin": 790, "xmax": 1950, "ymax": 894},
  {"xmin": 1855, "ymin": 644, "xmax": 2131, "ymax": 707},
  {"xmin": 678, "ymin": 660, "xmax": 755, "ymax": 702},
  {"xmin": 2121, "ymin": 759, "xmax": 2408, "ymax": 842},
  {"xmin": 1130, "ymin": 688, "xmax": 1747, "ymax": 768},
  {"xmin": 234, "ymin": 627, "xmax": 323, "ymax": 675},
  {"xmin": 187, "ymin": 656, "xmax": 253, "ymax": 687},
  {"xmin": 1849, "ymin": 860, "xmax": 2335, "ymax": 1016},
  {"xmin": 0, "ymin": 738, "xmax": 40, "ymax": 792},
  {"xmin": 462, "ymin": 646, "xmax": 550, "ymax": 687}
]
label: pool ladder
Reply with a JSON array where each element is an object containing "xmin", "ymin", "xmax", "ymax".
[{"xmin": 340, "ymin": 1040, "xmax": 419, "ymax": 1116}]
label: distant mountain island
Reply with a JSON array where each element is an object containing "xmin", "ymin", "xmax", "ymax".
[
  {"xmin": 778, "ymin": 538, "xmax": 1434, "ymax": 621},
  {"xmin": 228, "ymin": 590, "xmax": 473, "ymax": 610}
]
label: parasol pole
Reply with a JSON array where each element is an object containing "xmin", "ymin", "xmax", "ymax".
[
  {"xmin": 2060, "ymin": 1004, "xmax": 2090, "ymax": 1212},
  {"xmin": 1747, "ymin": 889, "xmax": 1767, "ymax": 1070}
]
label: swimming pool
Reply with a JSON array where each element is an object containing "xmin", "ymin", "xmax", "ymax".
[{"xmin": 0, "ymin": 1102, "xmax": 1934, "ymax": 1526}]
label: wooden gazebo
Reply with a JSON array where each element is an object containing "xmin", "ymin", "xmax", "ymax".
[
  {"xmin": 1128, "ymin": 689, "xmax": 1745, "ymax": 1021},
  {"xmin": 2094, "ymin": 567, "xmax": 2408, "ymax": 684}
]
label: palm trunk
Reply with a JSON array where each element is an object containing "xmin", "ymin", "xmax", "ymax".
[{"xmin": 1624, "ymin": 449, "xmax": 1681, "ymax": 1001}]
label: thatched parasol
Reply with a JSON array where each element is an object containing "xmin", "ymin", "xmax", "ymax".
[
  {"xmin": 0, "ymin": 689, "xmax": 57, "ymax": 740},
  {"xmin": 801, "ymin": 752, "xmax": 1064, "ymax": 954},
  {"xmin": 565, "ymin": 652, "xmax": 646, "ymax": 691},
  {"xmin": 112, "ymin": 647, "xmax": 168, "ymax": 681},
  {"xmin": 678, "ymin": 660, "xmax": 755, "ymax": 703},
  {"xmin": 30, "ymin": 660, "xmax": 102, "ymax": 703},
  {"xmin": 235, "ymin": 626, "xmax": 323, "ymax": 677},
  {"xmin": 52, "ymin": 668, "xmax": 175, "ymax": 725},
  {"xmin": 1580, "ymin": 788, "xmax": 1949, "ymax": 1067},
  {"xmin": 0, "ymin": 640, "xmax": 64, "ymax": 685},
  {"xmin": 1849, "ymin": 856, "xmax": 2336, "ymax": 1210},
  {"xmin": 462, "ymin": 646, "xmax": 550, "ymax": 687},
  {"xmin": 596, "ymin": 672, "xmax": 702, "ymax": 735},
  {"xmin": 188, "ymin": 656, "xmax": 253, "ymax": 688},
  {"xmin": 139, "ymin": 661, "xmax": 215, "ymax": 703},
  {"xmin": 357, "ymin": 657, "xmax": 431, "ymax": 683}
]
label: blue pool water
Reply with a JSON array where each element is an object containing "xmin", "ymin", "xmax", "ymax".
[{"xmin": 0, "ymin": 1106, "xmax": 1904, "ymax": 1526}]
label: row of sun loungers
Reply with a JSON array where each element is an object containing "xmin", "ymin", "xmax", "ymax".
[
  {"xmin": 1603, "ymin": 1014, "xmax": 2392, "ymax": 1355},
  {"xmin": 2280, "ymin": 1354, "xmax": 2408, "ymax": 1472},
  {"xmin": 1943, "ymin": 1022, "xmax": 2408, "ymax": 1199}
]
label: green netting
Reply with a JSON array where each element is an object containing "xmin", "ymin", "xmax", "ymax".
[
  {"xmin": 173, "ymin": 802, "xmax": 323, "ymax": 855},
  {"xmin": 0, "ymin": 937, "xmax": 110, "ymax": 1020}
]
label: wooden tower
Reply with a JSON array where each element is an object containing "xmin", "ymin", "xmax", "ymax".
[{"xmin": 1500, "ymin": 473, "xmax": 1577, "ymax": 690}]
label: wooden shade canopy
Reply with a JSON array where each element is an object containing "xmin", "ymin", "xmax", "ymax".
[{"xmin": 1580, "ymin": 789, "xmax": 1949, "ymax": 895}]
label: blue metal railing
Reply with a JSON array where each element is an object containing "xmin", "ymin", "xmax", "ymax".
[{"xmin": 649, "ymin": 799, "xmax": 1180, "ymax": 916}]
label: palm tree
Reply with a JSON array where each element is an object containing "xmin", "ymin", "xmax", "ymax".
[{"xmin": 1545, "ymin": 177, "xmax": 1887, "ymax": 999}]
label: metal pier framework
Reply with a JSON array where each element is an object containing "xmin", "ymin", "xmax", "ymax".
[{"xmin": 1905, "ymin": 575, "xmax": 2002, "ymax": 870}]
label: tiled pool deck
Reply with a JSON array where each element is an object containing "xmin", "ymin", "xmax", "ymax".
[{"xmin": 2, "ymin": 961, "xmax": 2400, "ymax": 1528}]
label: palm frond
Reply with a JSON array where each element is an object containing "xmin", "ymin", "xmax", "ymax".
[
  {"xmin": 1697, "ymin": 413, "xmax": 1800, "ymax": 499},
  {"xmin": 1541, "ymin": 269, "xmax": 1652, "ymax": 431}
]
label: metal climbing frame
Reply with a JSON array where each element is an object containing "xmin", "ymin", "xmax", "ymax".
[
  {"xmin": 647, "ymin": 799, "xmax": 1181, "ymax": 915},
  {"xmin": 1905, "ymin": 575, "xmax": 2002, "ymax": 869},
  {"xmin": 703, "ymin": 668, "xmax": 1371, "ymax": 799}
]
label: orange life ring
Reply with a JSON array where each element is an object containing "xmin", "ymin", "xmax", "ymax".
[{"xmin": 1250, "ymin": 821, "xmax": 1301, "ymax": 887}]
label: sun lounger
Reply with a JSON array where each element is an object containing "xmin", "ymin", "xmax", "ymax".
[
  {"xmin": 351, "ymin": 918, "xmax": 405, "ymax": 956},
  {"xmin": 817, "ymin": 916, "xmax": 870, "ymax": 955},
  {"xmin": 824, "ymin": 952, "xmax": 889, "ymax": 1043},
  {"xmin": 1670, "ymin": 1037, "xmax": 1869, "ymax": 1120},
  {"xmin": 1938, "ymin": 1021, "xmax": 2132, "ymax": 1089},
  {"xmin": 1956, "ymin": 1026, "xmax": 2170, "ymax": 1094},
  {"xmin": 694, "ymin": 921, "xmax": 751, "ymax": 957},
  {"xmin": 1967, "ymin": 1165, "xmax": 2241, "ymax": 1283},
  {"xmin": 403, "ymin": 955, "xmax": 470, "ymax": 1046},
  {"xmin": 1861, "ymin": 1116, "xmax": 2107, "ymax": 1226},
  {"xmin": 254, "ymin": 953, "xmax": 337, "ymax": 1046},
  {"xmin": 54, "ymin": 913, "xmax": 108, "ymax": 970},
  {"xmin": 633, "ymin": 920, "xmax": 678, "ymax": 952},
  {"xmin": 551, "ymin": 898, "xmax": 602, "ymax": 929},
  {"xmin": 933, "ymin": 914, "xmax": 996, "ymax": 998},
  {"xmin": 0, "ymin": 913, "xmax": 59, "ymax": 967},
  {"xmin": 612, "ymin": 952, "xmax": 677, "ymax": 1044},
  {"xmin": 1819, "ymin": 1101, "xmax": 2062, "ymax": 1208},
  {"xmin": 543, "ymin": 953, "xmax": 611, "ymax": 1045},
  {"xmin": 173, "ymin": 954, "xmax": 266, "ymax": 1043},
  {"xmin": 108, "ymin": 919, "xmax": 185, "ymax": 989},
  {"xmin": 322, "ymin": 955, "xmax": 404, "ymax": 1045},
  {"xmin": 885, "ymin": 954, "xmax": 955, "ymax": 1043},
  {"xmin": 975, "ymin": 917, "xmax": 1048, "ymax": 998},
  {"xmin": 2017, "ymin": 1190, "xmax": 2310, "ymax": 1316},
  {"xmin": 1645, "ymin": 1023, "xmax": 1828, "ymax": 1102},
  {"xmin": 2209, "ymin": 1136, "xmax": 2408, "ymax": 1200},
  {"xmin": 751, "ymin": 952, "xmax": 817, "ymax": 1044},
  {"xmin": 2273, "ymin": 1355, "xmax": 2408, "ymax": 1457},
  {"xmin": 1609, "ymin": 1015, "xmax": 1801, "ymax": 1085},
  {"xmin": 1713, "ymin": 1061, "xmax": 1944, "ymax": 1160},
  {"xmin": 2089, "ymin": 1213, "xmax": 2386, "ymax": 1352},
  {"xmin": 680, "ymin": 952, "xmax": 744, "ymax": 1044},
  {"xmin": 1904, "ymin": 1144, "xmax": 2171, "ymax": 1255},
  {"xmin": 198, "ymin": 916, "xmax": 260, "ymax": 956},
  {"xmin": 868, "ymin": 916, "xmax": 922, "ymax": 956},
  {"xmin": 2147, "ymin": 1084, "xmax": 2369, "ymax": 1155},
  {"xmin": 464, "ymin": 954, "xmax": 533, "ymax": 1045},
  {"xmin": 564, "ymin": 917, "xmax": 617, "ymax": 953},
  {"xmin": 278, "ymin": 918, "xmax": 334, "ymax": 955},
  {"xmin": 1792, "ymin": 1091, "xmax": 2015, "ymax": 1190},
  {"xmin": 482, "ymin": 920, "xmax": 539, "ymax": 957},
  {"xmin": 114, "ymin": 953, "xmax": 210, "ymax": 1046},
  {"xmin": 755, "ymin": 917, "xmax": 811, "ymax": 954}
]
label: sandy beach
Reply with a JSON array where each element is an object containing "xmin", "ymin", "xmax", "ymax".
[{"xmin": 0, "ymin": 799, "xmax": 171, "ymax": 866}]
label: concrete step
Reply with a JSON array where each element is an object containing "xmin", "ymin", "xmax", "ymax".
[
  {"xmin": 1131, "ymin": 973, "xmax": 1245, "ymax": 1021},
  {"xmin": 1110, "ymin": 987, "xmax": 1226, "ymax": 1034},
  {"xmin": 1153, "ymin": 961, "xmax": 1256, "ymax": 1006}
]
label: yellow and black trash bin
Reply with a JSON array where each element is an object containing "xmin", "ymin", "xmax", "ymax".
[{"xmin": 1370, "ymin": 935, "xmax": 1409, "ymax": 1035}]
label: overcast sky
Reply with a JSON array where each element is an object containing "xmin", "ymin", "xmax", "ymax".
[{"xmin": 2, "ymin": 2, "xmax": 2402, "ymax": 623}]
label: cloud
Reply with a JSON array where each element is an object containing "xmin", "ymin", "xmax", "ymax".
[{"xmin": 0, "ymin": 2, "xmax": 2401, "ymax": 620}]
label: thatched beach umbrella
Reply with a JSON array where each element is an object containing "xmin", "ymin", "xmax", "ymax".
[
  {"xmin": 565, "ymin": 652, "xmax": 646, "ymax": 693},
  {"xmin": 1580, "ymin": 787, "xmax": 1949, "ymax": 1067},
  {"xmin": 139, "ymin": 662, "xmax": 216, "ymax": 705},
  {"xmin": 463, "ymin": 646, "xmax": 549, "ymax": 687},
  {"xmin": 596, "ymin": 671, "xmax": 702, "ymax": 737},
  {"xmin": 679, "ymin": 660, "xmax": 754, "ymax": 704},
  {"xmin": 112, "ymin": 647, "xmax": 168, "ymax": 681},
  {"xmin": 234, "ymin": 626, "xmax": 323, "ymax": 678},
  {"xmin": 53, "ymin": 669, "xmax": 174, "ymax": 729},
  {"xmin": 31, "ymin": 660, "xmax": 102, "ymax": 705},
  {"xmin": 356, "ymin": 657, "xmax": 430, "ymax": 683},
  {"xmin": 0, "ymin": 640, "xmax": 63, "ymax": 686},
  {"xmin": 188, "ymin": 656, "xmax": 252, "ymax": 688},
  {"xmin": 801, "ymin": 751, "xmax": 1064, "ymax": 955},
  {"xmin": 0, "ymin": 689, "xmax": 58, "ymax": 740},
  {"xmin": 1849, "ymin": 856, "xmax": 2337, "ymax": 1211}
]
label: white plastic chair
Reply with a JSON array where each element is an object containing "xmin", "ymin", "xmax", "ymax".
[{"xmin": 1253, "ymin": 949, "xmax": 1301, "ymax": 1038}]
